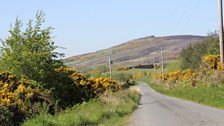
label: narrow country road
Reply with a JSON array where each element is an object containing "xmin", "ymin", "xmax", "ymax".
[{"xmin": 129, "ymin": 82, "xmax": 224, "ymax": 126}]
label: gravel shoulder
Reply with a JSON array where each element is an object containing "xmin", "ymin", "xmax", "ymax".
[{"xmin": 129, "ymin": 82, "xmax": 224, "ymax": 126}]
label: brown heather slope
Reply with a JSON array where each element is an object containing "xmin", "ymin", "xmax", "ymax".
[{"xmin": 64, "ymin": 35, "xmax": 205, "ymax": 68}]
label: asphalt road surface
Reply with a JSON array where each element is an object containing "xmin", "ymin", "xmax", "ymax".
[{"xmin": 129, "ymin": 82, "xmax": 224, "ymax": 126}]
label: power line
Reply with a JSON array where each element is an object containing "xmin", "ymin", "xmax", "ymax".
[
  {"xmin": 167, "ymin": 0, "xmax": 181, "ymax": 34},
  {"xmin": 174, "ymin": 0, "xmax": 194, "ymax": 34},
  {"xmin": 181, "ymin": 0, "xmax": 202, "ymax": 33}
]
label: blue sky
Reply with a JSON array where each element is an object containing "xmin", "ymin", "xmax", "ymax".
[{"xmin": 0, "ymin": 0, "xmax": 218, "ymax": 57}]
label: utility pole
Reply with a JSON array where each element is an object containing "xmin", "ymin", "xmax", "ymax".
[
  {"xmin": 219, "ymin": 0, "xmax": 224, "ymax": 64},
  {"xmin": 108, "ymin": 56, "xmax": 112, "ymax": 78},
  {"xmin": 154, "ymin": 57, "xmax": 156, "ymax": 71},
  {"xmin": 160, "ymin": 48, "xmax": 164, "ymax": 74}
]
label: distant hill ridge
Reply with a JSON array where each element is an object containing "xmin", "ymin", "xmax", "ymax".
[{"xmin": 65, "ymin": 35, "xmax": 205, "ymax": 68}]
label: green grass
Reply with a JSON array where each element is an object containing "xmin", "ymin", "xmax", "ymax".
[
  {"xmin": 165, "ymin": 61, "xmax": 181, "ymax": 72},
  {"xmin": 145, "ymin": 80, "xmax": 224, "ymax": 109},
  {"xmin": 22, "ymin": 90, "xmax": 140, "ymax": 126},
  {"xmin": 111, "ymin": 68, "xmax": 153, "ymax": 80}
]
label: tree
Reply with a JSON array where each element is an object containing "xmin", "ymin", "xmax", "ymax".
[
  {"xmin": 179, "ymin": 33, "xmax": 219, "ymax": 70},
  {"xmin": 206, "ymin": 33, "xmax": 219, "ymax": 55},
  {"xmin": 0, "ymin": 10, "xmax": 64, "ymax": 85},
  {"xmin": 0, "ymin": 11, "xmax": 105, "ymax": 107}
]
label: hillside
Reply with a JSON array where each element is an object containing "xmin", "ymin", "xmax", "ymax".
[{"xmin": 64, "ymin": 35, "xmax": 205, "ymax": 68}]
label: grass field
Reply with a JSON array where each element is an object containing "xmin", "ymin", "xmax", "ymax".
[{"xmin": 23, "ymin": 90, "xmax": 140, "ymax": 126}]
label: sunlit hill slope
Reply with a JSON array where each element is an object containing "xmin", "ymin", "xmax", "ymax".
[{"xmin": 65, "ymin": 35, "xmax": 205, "ymax": 68}]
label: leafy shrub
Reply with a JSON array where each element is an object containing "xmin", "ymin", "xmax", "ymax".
[
  {"xmin": 153, "ymin": 54, "xmax": 224, "ymax": 88},
  {"xmin": 49, "ymin": 67, "xmax": 84, "ymax": 107},
  {"xmin": 101, "ymin": 72, "xmax": 135, "ymax": 88},
  {"xmin": 202, "ymin": 55, "xmax": 220, "ymax": 70},
  {"xmin": 179, "ymin": 33, "xmax": 219, "ymax": 69},
  {"xmin": 0, "ymin": 71, "xmax": 52, "ymax": 126},
  {"xmin": 0, "ymin": 68, "xmax": 124, "ymax": 125},
  {"xmin": 71, "ymin": 70, "xmax": 123, "ymax": 96},
  {"xmin": 51, "ymin": 67, "xmax": 124, "ymax": 107},
  {"xmin": 152, "ymin": 69, "xmax": 197, "ymax": 82},
  {"xmin": 89, "ymin": 77, "xmax": 122, "ymax": 94}
]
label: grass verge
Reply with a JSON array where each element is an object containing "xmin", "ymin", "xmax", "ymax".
[
  {"xmin": 22, "ymin": 90, "xmax": 140, "ymax": 126},
  {"xmin": 145, "ymin": 79, "xmax": 224, "ymax": 109}
]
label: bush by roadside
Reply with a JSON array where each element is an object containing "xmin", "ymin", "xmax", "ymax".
[
  {"xmin": 0, "ymin": 71, "xmax": 53, "ymax": 126},
  {"xmin": 179, "ymin": 33, "xmax": 219, "ymax": 69},
  {"xmin": 22, "ymin": 90, "xmax": 140, "ymax": 126}
]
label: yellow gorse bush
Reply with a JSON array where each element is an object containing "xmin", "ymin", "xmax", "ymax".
[
  {"xmin": 0, "ymin": 71, "xmax": 52, "ymax": 125},
  {"xmin": 182, "ymin": 69, "xmax": 197, "ymax": 80},
  {"xmin": 202, "ymin": 55, "xmax": 220, "ymax": 69},
  {"xmin": 167, "ymin": 71, "xmax": 181, "ymax": 81},
  {"xmin": 152, "ymin": 69, "xmax": 196, "ymax": 82},
  {"xmin": 90, "ymin": 77, "xmax": 121, "ymax": 94},
  {"xmin": 70, "ymin": 70, "xmax": 122, "ymax": 95},
  {"xmin": 152, "ymin": 54, "xmax": 224, "ymax": 85},
  {"xmin": 0, "ymin": 79, "xmax": 49, "ymax": 107},
  {"xmin": 201, "ymin": 54, "xmax": 224, "ymax": 71},
  {"xmin": 0, "ymin": 67, "xmax": 123, "ymax": 125}
]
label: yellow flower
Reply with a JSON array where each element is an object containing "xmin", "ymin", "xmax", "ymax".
[
  {"xmin": 18, "ymin": 84, "xmax": 26, "ymax": 93},
  {"xmin": 16, "ymin": 98, "xmax": 24, "ymax": 106},
  {"xmin": 2, "ymin": 98, "xmax": 11, "ymax": 105},
  {"xmin": 80, "ymin": 80, "xmax": 86, "ymax": 85},
  {"xmin": 26, "ymin": 92, "xmax": 34, "ymax": 99},
  {"xmin": 6, "ymin": 92, "xmax": 15, "ymax": 99},
  {"xmin": 8, "ymin": 74, "xmax": 15, "ymax": 79},
  {"xmin": 3, "ymin": 83, "xmax": 9, "ymax": 88},
  {"xmin": 103, "ymin": 82, "xmax": 110, "ymax": 88}
]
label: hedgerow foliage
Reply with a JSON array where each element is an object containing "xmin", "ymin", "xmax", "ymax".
[
  {"xmin": 0, "ymin": 68, "xmax": 123, "ymax": 125},
  {"xmin": 179, "ymin": 33, "xmax": 219, "ymax": 69},
  {"xmin": 152, "ymin": 54, "xmax": 224, "ymax": 88},
  {"xmin": 54, "ymin": 67, "xmax": 123, "ymax": 107},
  {"xmin": 0, "ymin": 71, "xmax": 52, "ymax": 126}
]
